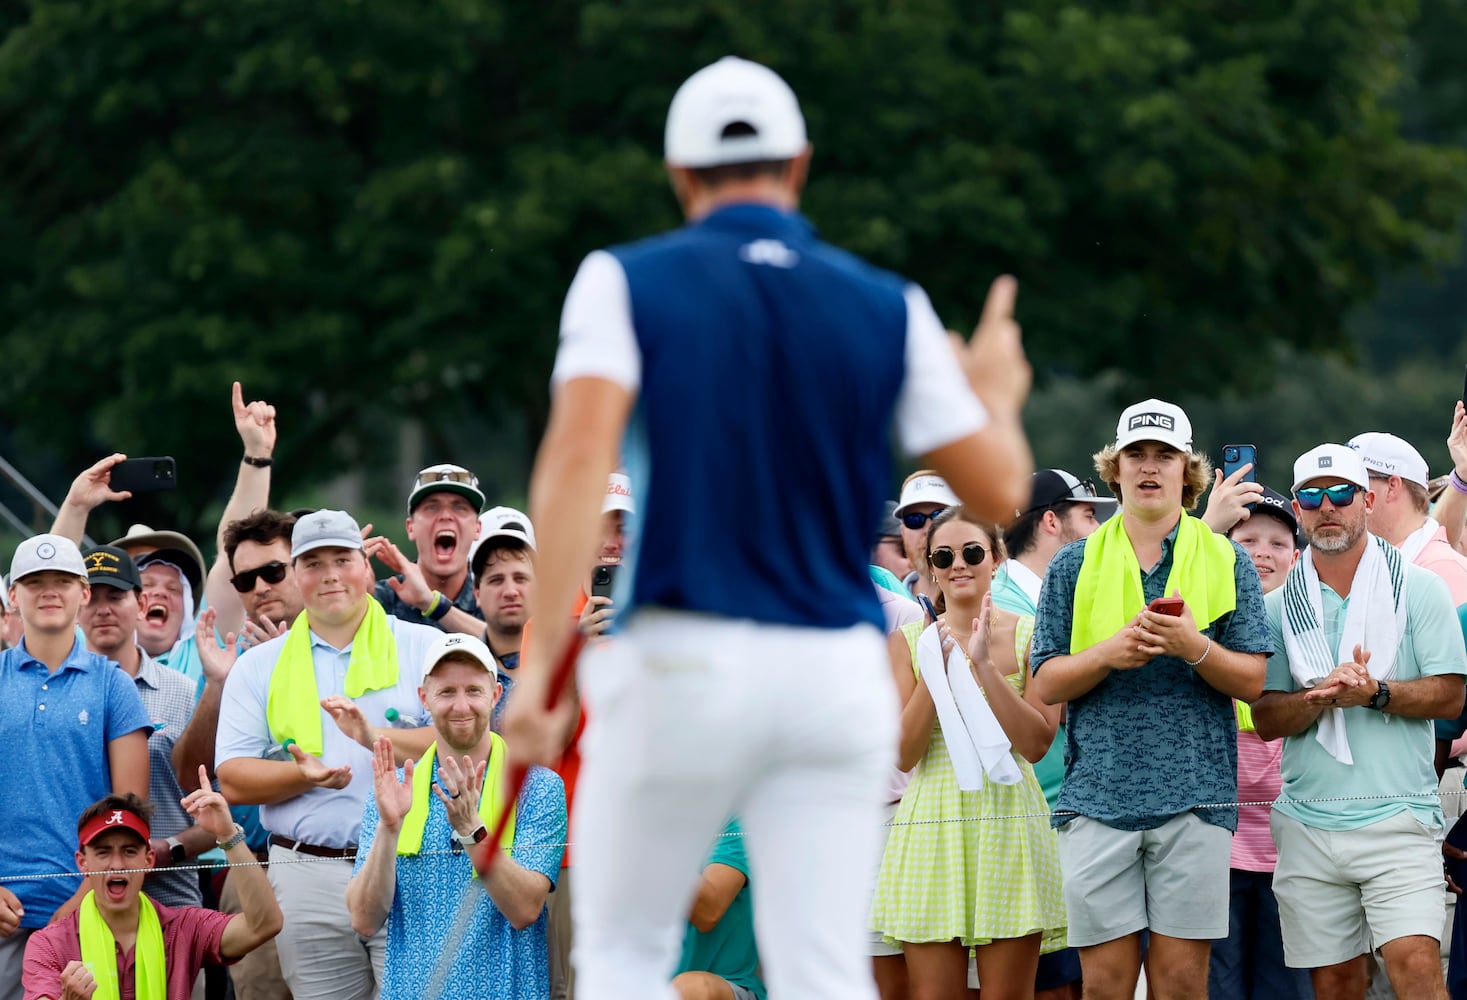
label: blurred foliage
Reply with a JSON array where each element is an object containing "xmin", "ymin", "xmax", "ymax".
[{"xmin": 0, "ymin": 0, "xmax": 1464, "ymax": 545}]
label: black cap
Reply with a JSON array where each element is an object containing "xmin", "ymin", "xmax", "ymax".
[
  {"xmin": 83, "ymin": 546, "xmax": 142, "ymax": 591},
  {"xmin": 1245, "ymin": 485, "xmax": 1299, "ymax": 535},
  {"xmin": 135, "ymin": 548, "xmax": 204, "ymax": 594},
  {"xmin": 1023, "ymin": 469, "xmax": 1118, "ymax": 516},
  {"xmin": 876, "ymin": 501, "xmax": 902, "ymax": 539}
]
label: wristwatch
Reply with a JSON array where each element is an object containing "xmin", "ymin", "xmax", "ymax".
[
  {"xmin": 1369, "ymin": 679, "xmax": 1392, "ymax": 712},
  {"xmin": 454, "ymin": 825, "xmax": 488, "ymax": 847},
  {"xmin": 216, "ymin": 824, "xmax": 247, "ymax": 851},
  {"xmin": 166, "ymin": 836, "xmax": 186, "ymax": 865}
]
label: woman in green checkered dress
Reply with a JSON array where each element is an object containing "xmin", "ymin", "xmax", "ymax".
[{"xmin": 870, "ymin": 509, "xmax": 1066, "ymax": 997}]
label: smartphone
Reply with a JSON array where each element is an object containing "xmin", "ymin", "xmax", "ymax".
[
  {"xmin": 1148, "ymin": 597, "xmax": 1185, "ymax": 616},
  {"xmin": 1460, "ymin": 364, "xmax": 1467, "ymax": 411},
  {"xmin": 916, "ymin": 593, "xmax": 938, "ymax": 625},
  {"xmin": 109, "ymin": 457, "xmax": 177, "ymax": 494},
  {"xmin": 1221, "ymin": 444, "xmax": 1257, "ymax": 484},
  {"xmin": 590, "ymin": 563, "xmax": 618, "ymax": 600}
]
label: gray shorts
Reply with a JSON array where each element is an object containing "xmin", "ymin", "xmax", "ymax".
[
  {"xmin": 729, "ymin": 985, "xmax": 758, "ymax": 1000},
  {"xmin": 1057, "ymin": 812, "xmax": 1231, "ymax": 947},
  {"xmin": 1271, "ymin": 809, "xmax": 1445, "ymax": 968}
]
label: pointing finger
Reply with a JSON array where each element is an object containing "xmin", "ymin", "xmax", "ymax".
[{"xmin": 979, "ymin": 275, "xmax": 1018, "ymax": 328}]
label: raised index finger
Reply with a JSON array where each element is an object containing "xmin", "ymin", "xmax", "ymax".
[
  {"xmin": 231, "ymin": 380, "xmax": 247, "ymax": 417},
  {"xmin": 979, "ymin": 275, "xmax": 1018, "ymax": 328}
]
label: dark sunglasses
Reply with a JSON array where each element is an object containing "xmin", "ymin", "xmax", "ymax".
[
  {"xmin": 902, "ymin": 507, "xmax": 948, "ymax": 531},
  {"xmin": 230, "ymin": 561, "xmax": 289, "ymax": 593},
  {"xmin": 929, "ymin": 543, "xmax": 987, "ymax": 570},
  {"xmin": 1294, "ymin": 484, "xmax": 1360, "ymax": 511}
]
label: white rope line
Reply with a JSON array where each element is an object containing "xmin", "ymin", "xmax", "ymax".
[{"xmin": 6, "ymin": 788, "xmax": 1461, "ymax": 883}]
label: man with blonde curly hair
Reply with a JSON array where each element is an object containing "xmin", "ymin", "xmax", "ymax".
[{"xmin": 1030, "ymin": 399, "xmax": 1272, "ymax": 1000}]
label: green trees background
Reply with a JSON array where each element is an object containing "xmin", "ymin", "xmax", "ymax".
[{"xmin": 1, "ymin": 0, "xmax": 1465, "ymax": 541}]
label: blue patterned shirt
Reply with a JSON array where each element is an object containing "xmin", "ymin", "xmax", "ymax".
[
  {"xmin": 1031, "ymin": 519, "xmax": 1272, "ymax": 832},
  {"xmin": 355, "ymin": 762, "xmax": 566, "ymax": 1000}
]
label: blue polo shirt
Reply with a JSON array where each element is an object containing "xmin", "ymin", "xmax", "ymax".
[
  {"xmin": 552, "ymin": 203, "xmax": 987, "ymax": 633},
  {"xmin": 356, "ymin": 762, "xmax": 566, "ymax": 1000},
  {"xmin": 0, "ymin": 638, "xmax": 152, "ymax": 926}
]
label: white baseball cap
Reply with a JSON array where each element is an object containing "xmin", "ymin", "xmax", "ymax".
[
  {"xmin": 895, "ymin": 474, "xmax": 960, "ymax": 516},
  {"xmin": 603, "ymin": 473, "xmax": 636, "ymax": 515},
  {"xmin": 469, "ymin": 507, "xmax": 536, "ymax": 582},
  {"xmin": 1292, "ymin": 444, "xmax": 1371, "ymax": 493},
  {"xmin": 1347, "ymin": 432, "xmax": 1429, "ymax": 487},
  {"xmin": 10, "ymin": 533, "xmax": 88, "ymax": 582},
  {"xmin": 1115, "ymin": 399, "xmax": 1193, "ymax": 452},
  {"xmin": 420, "ymin": 632, "xmax": 501, "ymax": 684},
  {"xmin": 664, "ymin": 57, "xmax": 808, "ymax": 168},
  {"xmin": 291, "ymin": 510, "xmax": 365, "ymax": 559}
]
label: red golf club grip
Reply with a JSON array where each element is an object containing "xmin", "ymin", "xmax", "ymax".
[{"xmin": 475, "ymin": 630, "xmax": 586, "ymax": 876}]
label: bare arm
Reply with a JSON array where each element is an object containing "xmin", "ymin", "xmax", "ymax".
[
  {"xmin": 1371, "ymin": 674, "xmax": 1465, "ymax": 720},
  {"xmin": 503, "ymin": 377, "xmax": 634, "ymax": 766},
  {"xmin": 890, "ymin": 629, "xmax": 936, "ymax": 771},
  {"xmin": 478, "ymin": 852, "xmax": 554, "ymax": 931},
  {"xmin": 687, "ymin": 862, "xmax": 747, "ymax": 934},
  {"xmin": 1251, "ymin": 688, "xmax": 1328, "ymax": 742},
  {"xmin": 1030, "ymin": 619, "xmax": 1151, "ymax": 706},
  {"xmin": 173, "ymin": 611, "xmax": 236, "ymax": 792},
  {"xmin": 346, "ymin": 740, "xmax": 410, "ymax": 937},
  {"xmin": 108, "ymin": 730, "xmax": 150, "ymax": 799},
  {"xmin": 926, "ymin": 278, "xmax": 1034, "ymax": 523},
  {"xmin": 216, "ymin": 757, "xmax": 320, "ymax": 806},
  {"xmin": 965, "ymin": 611, "xmax": 1060, "ymax": 763},
  {"xmin": 209, "ymin": 383, "xmax": 278, "ymax": 636},
  {"xmin": 51, "ymin": 453, "xmax": 132, "ymax": 545},
  {"xmin": 1444, "ymin": 402, "xmax": 1467, "ymax": 554}
]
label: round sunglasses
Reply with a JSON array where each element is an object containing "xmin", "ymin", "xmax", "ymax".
[{"xmin": 928, "ymin": 543, "xmax": 987, "ymax": 570}]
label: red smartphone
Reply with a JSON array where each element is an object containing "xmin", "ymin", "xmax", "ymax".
[{"xmin": 1148, "ymin": 597, "xmax": 1185, "ymax": 616}]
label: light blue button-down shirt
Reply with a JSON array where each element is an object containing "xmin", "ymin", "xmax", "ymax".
[{"xmin": 215, "ymin": 613, "xmax": 439, "ymax": 847}]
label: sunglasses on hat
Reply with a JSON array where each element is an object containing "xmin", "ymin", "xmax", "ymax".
[
  {"xmin": 230, "ymin": 561, "xmax": 288, "ymax": 593},
  {"xmin": 414, "ymin": 469, "xmax": 479, "ymax": 490},
  {"xmin": 902, "ymin": 507, "xmax": 948, "ymax": 531},
  {"xmin": 1294, "ymin": 484, "xmax": 1360, "ymax": 511},
  {"xmin": 929, "ymin": 543, "xmax": 987, "ymax": 570}
]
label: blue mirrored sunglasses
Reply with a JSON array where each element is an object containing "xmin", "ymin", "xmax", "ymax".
[{"xmin": 1294, "ymin": 484, "xmax": 1359, "ymax": 511}]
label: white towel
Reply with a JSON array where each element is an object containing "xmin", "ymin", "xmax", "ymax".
[
  {"xmin": 1281, "ymin": 534, "xmax": 1407, "ymax": 764},
  {"xmin": 916, "ymin": 623, "xmax": 1023, "ymax": 791}
]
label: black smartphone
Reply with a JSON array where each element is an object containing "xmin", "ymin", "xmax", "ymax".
[
  {"xmin": 1221, "ymin": 444, "xmax": 1257, "ymax": 485},
  {"xmin": 109, "ymin": 457, "xmax": 177, "ymax": 494},
  {"xmin": 590, "ymin": 563, "xmax": 618, "ymax": 600},
  {"xmin": 1460, "ymin": 364, "xmax": 1467, "ymax": 411},
  {"xmin": 916, "ymin": 593, "xmax": 938, "ymax": 625}
]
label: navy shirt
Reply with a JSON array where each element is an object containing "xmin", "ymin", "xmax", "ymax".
[
  {"xmin": 0, "ymin": 639, "xmax": 152, "ymax": 926},
  {"xmin": 552, "ymin": 203, "xmax": 986, "ymax": 632},
  {"xmin": 1031, "ymin": 521, "xmax": 1273, "ymax": 832}
]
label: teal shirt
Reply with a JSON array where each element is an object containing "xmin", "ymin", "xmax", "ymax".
[
  {"xmin": 1265, "ymin": 563, "xmax": 1467, "ymax": 831},
  {"xmin": 675, "ymin": 821, "xmax": 766, "ymax": 1000},
  {"xmin": 990, "ymin": 562, "xmax": 1038, "ymax": 617}
]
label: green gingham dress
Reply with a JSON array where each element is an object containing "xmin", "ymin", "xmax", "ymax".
[{"xmin": 870, "ymin": 618, "xmax": 1067, "ymax": 952}]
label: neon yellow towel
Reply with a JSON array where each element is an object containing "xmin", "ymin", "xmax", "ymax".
[
  {"xmin": 1070, "ymin": 513, "xmax": 1237, "ymax": 654},
  {"xmin": 398, "ymin": 736, "xmax": 516, "ymax": 876},
  {"xmin": 80, "ymin": 890, "xmax": 165, "ymax": 1000},
  {"xmin": 267, "ymin": 597, "xmax": 400, "ymax": 756}
]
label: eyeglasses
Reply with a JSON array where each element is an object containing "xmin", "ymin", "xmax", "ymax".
[
  {"xmin": 1294, "ymin": 484, "xmax": 1360, "ymax": 511},
  {"xmin": 230, "ymin": 561, "xmax": 289, "ymax": 593},
  {"xmin": 902, "ymin": 507, "xmax": 948, "ymax": 531},
  {"xmin": 413, "ymin": 469, "xmax": 479, "ymax": 490},
  {"xmin": 929, "ymin": 543, "xmax": 987, "ymax": 570}
]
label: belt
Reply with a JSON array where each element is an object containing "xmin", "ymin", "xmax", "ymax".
[{"xmin": 269, "ymin": 834, "xmax": 357, "ymax": 860}]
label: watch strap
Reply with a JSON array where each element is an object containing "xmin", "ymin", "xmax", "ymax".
[
  {"xmin": 241, "ymin": 455, "xmax": 273, "ymax": 468},
  {"xmin": 166, "ymin": 836, "xmax": 186, "ymax": 865},
  {"xmin": 216, "ymin": 824, "xmax": 247, "ymax": 851},
  {"xmin": 455, "ymin": 825, "xmax": 488, "ymax": 847}
]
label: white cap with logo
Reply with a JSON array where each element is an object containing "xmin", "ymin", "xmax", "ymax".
[
  {"xmin": 1347, "ymin": 432, "xmax": 1429, "ymax": 487},
  {"xmin": 1115, "ymin": 399, "xmax": 1193, "ymax": 453},
  {"xmin": 421, "ymin": 632, "xmax": 502, "ymax": 684},
  {"xmin": 10, "ymin": 533, "xmax": 88, "ymax": 582},
  {"xmin": 895, "ymin": 474, "xmax": 960, "ymax": 516},
  {"xmin": 664, "ymin": 57, "xmax": 809, "ymax": 168},
  {"xmin": 1292, "ymin": 444, "xmax": 1371, "ymax": 493},
  {"xmin": 603, "ymin": 473, "xmax": 636, "ymax": 515}
]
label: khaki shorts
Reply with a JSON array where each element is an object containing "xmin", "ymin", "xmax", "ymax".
[
  {"xmin": 1057, "ymin": 813, "xmax": 1231, "ymax": 947},
  {"xmin": 1271, "ymin": 809, "xmax": 1445, "ymax": 969}
]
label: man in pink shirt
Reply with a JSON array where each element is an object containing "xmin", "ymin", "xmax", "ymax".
[
  {"xmin": 1351, "ymin": 431, "xmax": 1467, "ymax": 605},
  {"xmin": 22, "ymin": 773, "xmax": 281, "ymax": 1000}
]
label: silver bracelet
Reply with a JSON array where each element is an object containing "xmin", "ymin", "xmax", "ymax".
[{"xmin": 1184, "ymin": 636, "xmax": 1212, "ymax": 668}]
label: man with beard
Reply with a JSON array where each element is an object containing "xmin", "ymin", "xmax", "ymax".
[
  {"xmin": 21, "ymin": 782, "xmax": 281, "ymax": 1000},
  {"xmin": 370, "ymin": 465, "xmax": 487, "ymax": 633},
  {"xmin": 1254, "ymin": 444, "xmax": 1467, "ymax": 1000},
  {"xmin": 346, "ymin": 633, "xmax": 565, "ymax": 1000}
]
